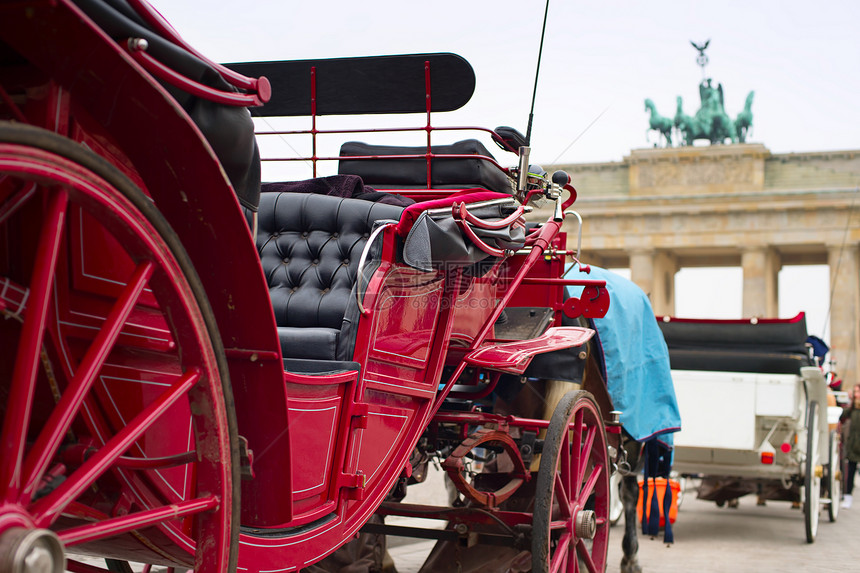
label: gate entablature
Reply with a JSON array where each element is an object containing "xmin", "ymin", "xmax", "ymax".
[{"xmin": 534, "ymin": 144, "xmax": 860, "ymax": 389}]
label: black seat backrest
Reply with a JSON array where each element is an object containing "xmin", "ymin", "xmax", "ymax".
[
  {"xmin": 656, "ymin": 316, "xmax": 813, "ymax": 374},
  {"xmin": 256, "ymin": 192, "xmax": 404, "ymax": 360},
  {"xmin": 338, "ymin": 140, "xmax": 513, "ymax": 195}
]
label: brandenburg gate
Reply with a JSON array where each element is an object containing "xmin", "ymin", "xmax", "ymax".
[{"xmin": 545, "ymin": 144, "xmax": 860, "ymax": 384}]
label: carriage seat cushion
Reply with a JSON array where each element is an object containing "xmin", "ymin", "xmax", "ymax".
[
  {"xmin": 257, "ymin": 191, "xmax": 404, "ymax": 360},
  {"xmin": 338, "ymin": 140, "xmax": 513, "ymax": 195}
]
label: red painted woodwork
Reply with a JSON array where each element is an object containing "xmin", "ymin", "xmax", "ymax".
[{"xmin": 0, "ymin": 2, "xmax": 613, "ymax": 572}]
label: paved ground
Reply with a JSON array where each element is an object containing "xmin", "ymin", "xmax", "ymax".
[
  {"xmin": 67, "ymin": 467, "xmax": 859, "ymax": 572},
  {"xmin": 386, "ymin": 469, "xmax": 859, "ymax": 573},
  {"xmin": 601, "ymin": 491, "xmax": 857, "ymax": 573}
]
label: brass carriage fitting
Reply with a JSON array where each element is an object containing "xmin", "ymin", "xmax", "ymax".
[{"xmin": 814, "ymin": 465, "xmax": 824, "ymax": 479}]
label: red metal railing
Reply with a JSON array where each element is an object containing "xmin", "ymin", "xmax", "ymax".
[
  {"xmin": 124, "ymin": 0, "xmax": 271, "ymax": 106},
  {"xmin": 255, "ymin": 61, "xmax": 516, "ymax": 184}
]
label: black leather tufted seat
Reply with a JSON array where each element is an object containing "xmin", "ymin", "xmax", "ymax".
[{"xmin": 257, "ymin": 192, "xmax": 404, "ymax": 361}]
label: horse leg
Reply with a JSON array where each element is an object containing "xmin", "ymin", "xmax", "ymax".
[
  {"xmin": 620, "ymin": 474, "xmax": 643, "ymax": 573},
  {"xmin": 619, "ymin": 435, "xmax": 644, "ymax": 573}
]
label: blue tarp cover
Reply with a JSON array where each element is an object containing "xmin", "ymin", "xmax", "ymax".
[{"xmin": 567, "ymin": 266, "xmax": 681, "ymax": 446}]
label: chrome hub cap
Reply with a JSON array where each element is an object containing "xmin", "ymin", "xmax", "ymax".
[
  {"xmin": 574, "ymin": 509, "xmax": 597, "ymax": 539},
  {"xmin": 0, "ymin": 527, "xmax": 64, "ymax": 573}
]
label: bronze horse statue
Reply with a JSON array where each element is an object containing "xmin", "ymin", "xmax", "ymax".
[
  {"xmin": 644, "ymin": 98, "xmax": 674, "ymax": 146},
  {"xmin": 734, "ymin": 90, "xmax": 755, "ymax": 143},
  {"xmin": 674, "ymin": 88, "xmax": 737, "ymax": 146}
]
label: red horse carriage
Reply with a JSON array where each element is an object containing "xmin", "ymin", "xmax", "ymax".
[{"xmin": 0, "ymin": 1, "xmax": 617, "ymax": 571}]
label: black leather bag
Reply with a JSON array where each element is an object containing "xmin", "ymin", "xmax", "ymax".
[{"xmin": 402, "ymin": 199, "xmax": 525, "ymax": 272}]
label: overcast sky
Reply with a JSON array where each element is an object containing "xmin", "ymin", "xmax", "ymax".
[
  {"xmin": 150, "ymin": 0, "xmax": 859, "ymax": 166},
  {"xmin": 148, "ymin": 0, "xmax": 852, "ymax": 343}
]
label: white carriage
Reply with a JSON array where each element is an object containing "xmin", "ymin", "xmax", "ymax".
[{"xmin": 658, "ymin": 313, "xmax": 839, "ymax": 542}]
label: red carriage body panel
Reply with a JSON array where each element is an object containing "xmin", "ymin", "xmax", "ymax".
[{"xmin": 0, "ymin": 2, "xmax": 613, "ymax": 572}]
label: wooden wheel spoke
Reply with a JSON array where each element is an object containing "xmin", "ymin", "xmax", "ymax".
[
  {"xmin": 568, "ymin": 410, "xmax": 584, "ymax": 503},
  {"xmin": 58, "ymin": 494, "xmax": 219, "ymax": 546},
  {"xmin": 575, "ymin": 424, "xmax": 597, "ymax": 493},
  {"xmin": 116, "ymin": 451, "xmax": 198, "ymax": 470},
  {"xmin": 30, "ymin": 368, "xmax": 201, "ymax": 526},
  {"xmin": 560, "ymin": 424, "xmax": 572, "ymax": 503},
  {"xmin": 0, "ymin": 181, "xmax": 37, "ymax": 226},
  {"xmin": 0, "ymin": 189, "xmax": 68, "ymax": 501},
  {"xmin": 577, "ymin": 462, "xmax": 604, "ymax": 506},
  {"xmin": 534, "ymin": 391, "xmax": 609, "ymax": 573},
  {"xmin": 0, "ymin": 126, "xmax": 235, "ymax": 571},
  {"xmin": 549, "ymin": 531, "xmax": 571, "ymax": 573},
  {"xmin": 554, "ymin": 471, "xmax": 572, "ymax": 518},
  {"xmin": 21, "ymin": 261, "xmax": 155, "ymax": 502},
  {"xmin": 575, "ymin": 538, "xmax": 598, "ymax": 573}
]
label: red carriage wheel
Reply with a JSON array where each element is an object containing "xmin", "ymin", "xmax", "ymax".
[
  {"xmin": 0, "ymin": 123, "xmax": 239, "ymax": 572},
  {"xmin": 532, "ymin": 390, "xmax": 610, "ymax": 573}
]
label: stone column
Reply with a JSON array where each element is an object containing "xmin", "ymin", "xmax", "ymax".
[
  {"xmin": 741, "ymin": 247, "xmax": 780, "ymax": 318},
  {"xmin": 828, "ymin": 244, "xmax": 859, "ymax": 387},
  {"xmin": 629, "ymin": 249, "xmax": 677, "ymax": 315},
  {"xmin": 629, "ymin": 249, "xmax": 655, "ymax": 300},
  {"xmin": 651, "ymin": 251, "xmax": 678, "ymax": 316}
]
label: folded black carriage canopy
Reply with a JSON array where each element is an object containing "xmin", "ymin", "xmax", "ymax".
[{"xmin": 227, "ymin": 53, "xmax": 476, "ymax": 117}]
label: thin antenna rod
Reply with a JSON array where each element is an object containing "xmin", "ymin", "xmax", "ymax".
[
  {"xmin": 525, "ymin": 0, "xmax": 551, "ymax": 146},
  {"xmin": 821, "ymin": 185, "xmax": 859, "ymax": 338}
]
